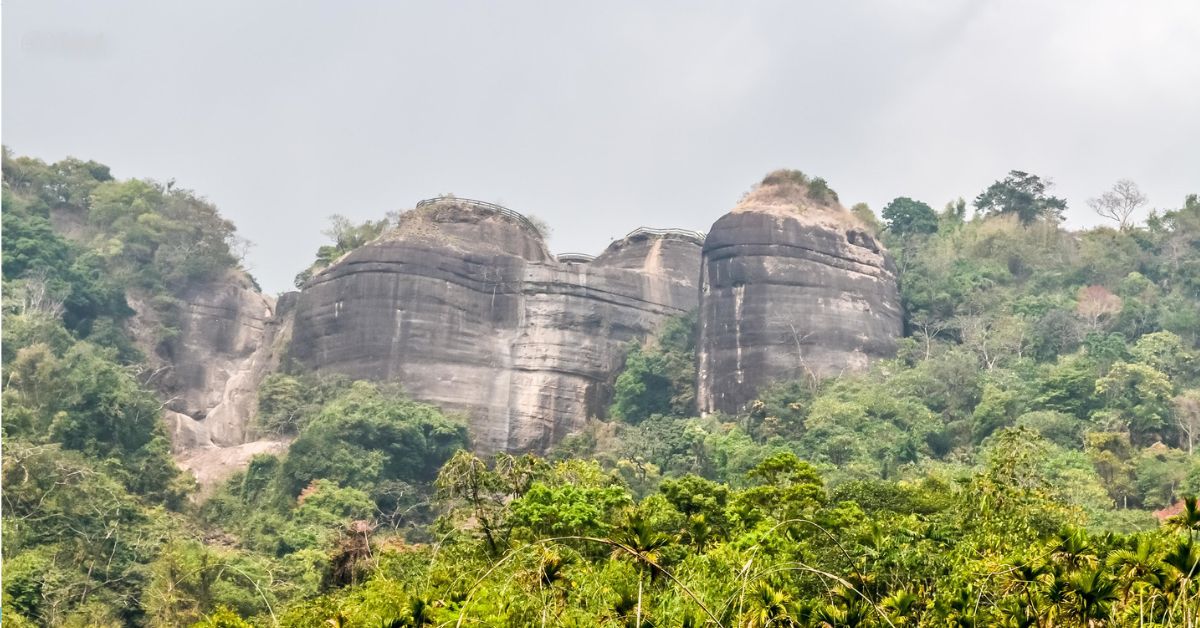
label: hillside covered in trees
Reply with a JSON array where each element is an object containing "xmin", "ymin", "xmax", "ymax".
[{"xmin": 3, "ymin": 149, "xmax": 1200, "ymax": 626}]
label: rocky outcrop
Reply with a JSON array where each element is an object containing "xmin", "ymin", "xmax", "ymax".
[
  {"xmin": 176, "ymin": 439, "xmax": 291, "ymax": 497},
  {"xmin": 697, "ymin": 172, "xmax": 902, "ymax": 414},
  {"xmin": 288, "ymin": 199, "xmax": 703, "ymax": 452},
  {"xmin": 131, "ymin": 270, "xmax": 291, "ymax": 450},
  {"xmin": 138, "ymin": 172, "xmax": 900, "ymax": 469}
]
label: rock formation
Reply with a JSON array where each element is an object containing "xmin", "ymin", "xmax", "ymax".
[
  {"xmin": 697, "ymin": 171, "xmax": 902, "ymax": 414},
  {"xmin": 130, "ymin": 269, "xmax": 291, "ymax": 450},
  {"xmin": 141, "ymin": 173, "xmax": 901, "ymax": 474},
  {"xmin": 288, "ymin": 199, "xmax": 703, "ymax": 452}
]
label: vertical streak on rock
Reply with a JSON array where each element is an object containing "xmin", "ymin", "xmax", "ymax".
[
  {"xmin": 696, "ymin": 260, "xmax": 713, "ymax": 412},
  {"xmin": 733, "ymin": 283, "xmax": 745, "ymax": 385},
  {"xmin": 697, "ymin": 180, "xmax": 902, "ymax": 415}
]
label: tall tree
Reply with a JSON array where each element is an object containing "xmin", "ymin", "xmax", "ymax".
[
  {"xmin": 881, "ymin": 197, "xmax": 939, "ymax": 237},
  {"xmin": 975, "ymin": 170, "xmax": 1068, "ymax": 224}
]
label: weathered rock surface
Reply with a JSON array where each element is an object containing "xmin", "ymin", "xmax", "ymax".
[
  {"xmin": 176, "ymin": 438, "xmax": 292, "ymax": 496},
  {"xmin": 131, "ymin": 174, "xmax": 899, "ymax": 480},
  {"xmin": 131, "ymin": 270, "xmax": 291, "ymax": 450},
  {"xmin": 697, "ymin": 175, "xmax": 902, "ymax": 414},
  {"xmin": 288, "ymin": 200, "xmax": 703, "ymax": 452}
]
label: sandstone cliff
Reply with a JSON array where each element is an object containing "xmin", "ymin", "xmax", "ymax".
[
  {"xmin": 130, "ymin": 270, "xmax": 291, "ymax": 450},
  {"xmin": 287, "ymin": 199, "xmax": 703, "ymax": 452},
  {"xmin": 144, "ymin": 176, "xmax": 900, "ymax": 469},
  {"xmin": 696, "ymin": 172, "xmax": 902, "ymax": 414}
]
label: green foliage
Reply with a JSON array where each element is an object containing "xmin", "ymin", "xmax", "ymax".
[
  {"xmin": 260, "ymin": 439, "xmax": 1200, "ymax": 627},
  {"xmin": 758, "ymin": 169, "xmax": 839, "ymax": 204},
  {"xmin": 255, "ymin": 372, "xmax": 350, "ymax": 435},
  {"xmin": 849, "ymin": 202, "xmax": 882, "ymax": 234},
  {"xmin": 2, "ymin": 441, "xmax": 172, "ymax": 626},
  {"xmin": 1134, "ymin": 445, "xmax": 1192, "ymax": 510},
  {"xmin": 509, "ymin": 463, "xmax": 632, "ymax": 538},
  {"xmin": 610, "ymin": 312, "xmax": 696, "ymax": 423},
  {"xmin": 1, "ymin": 200, "xmax": 133, "ymax": 339},
  {"xmin": 0, "ymin": 149, "xmax": 257, "ymax": 626},
  {"xmin": 143, "ymin": 540, "xmax": 276, "ymax": 626},
  {"xmin": 975, "ymin": 169, "xmax": 1068, "ymax": 224},
  {"xmin": 2, "ymin": 149, "xmax": 246, "ymax": 360},
  {"xmin": 2, "ymin": 340, "xmax": 188, "ymax": 502},
  {"xmin": 882, "ymin": 196, "xmax": 939, "ymax": 236},
  {"xmin": 190, "ymin": 606, "xmax": 256, "ymax": 628},
  {"xmin": 87, "ymin": 178, "xmax": 238, "ymax": 291},
  {"xmin": 293, "ymin": 213, "xmax": 397, "ymax": 287},
  {"xmin": 280, "ymin": 381, "xmax": 468, "ymax": 495},
  {"xmin": 1095, "ymin": 361, "xmax": 1174, "ymax": 445}
]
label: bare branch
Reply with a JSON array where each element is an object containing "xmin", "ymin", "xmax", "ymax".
[{"xmin": 1088, "ymin": 178, "xmax": 1147, "ymax": 230}]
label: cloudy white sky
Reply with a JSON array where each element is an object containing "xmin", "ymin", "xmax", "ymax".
[{"xmin": 4, "ymin": 1, "xmax": 1198, "ymax": 293}]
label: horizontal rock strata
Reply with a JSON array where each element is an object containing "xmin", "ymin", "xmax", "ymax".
[{"xmin": 288, "ymin": 201, "xmax": 703, "ymax": 452}]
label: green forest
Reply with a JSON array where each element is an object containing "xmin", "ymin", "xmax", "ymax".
[{"xmin": 3, "ymin": 149, "xmax": 1200, "ymax": 626}]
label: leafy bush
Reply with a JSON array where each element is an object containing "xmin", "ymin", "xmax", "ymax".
[{"xmin": 280, "ymin": 382, "xmax": 468, "ymax": 494}]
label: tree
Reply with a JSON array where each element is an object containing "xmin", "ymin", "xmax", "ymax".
[
  {"xmin": 507, "ymin": 460, "xmax": 631, "ymax": 538},
  {"xmin": 1130, "ymin": 331, "xmax": 1195, "ymax": 380},
  {"xmin": 279, "ymin": 382, "xmax": 467, "ymax": 494},
  {"xmin": 733, "ymin": 452, "xmax": 827, "ymax": 525},
  {"xmin": 1094, "ymin": 361, "xmax": 1173, "ymax": 446},
  {"xmin": 1030, "ymin": 308, "xmax": 1082, "ymax": 361},
  {"xmin": 658, "ymin": 475, "xmax": 731, "ymax": 545},
  {"xmin": 1088, "ymin": 179, "xmax": 1147, "ymax": 230},
  {"xmin": 1134, "ymin": 444, "xmax": 1191, "ymax": 508},
  {"xmin": 941, "ymin": 197, "xmax": 968, "ymax": 225},
  {"xmin": 610, "ymin": 345, "xmax": 673, "ymax": 424},
  {"xmin": 1174, "ymin": 391, "xmax": 1200, "ymax": 455},
  {"xmin": 610, "ymin": 313, "xmax": 696, "ymax": 423},
  {"xmin": 294, "ymin": 214, "xmax": 396, "ymax": 287},
  {"xmin": 436, "ymin": 451, "xmax": 507, "ymax": 554},
  {"xmin": 975, "ymin": 170, "xmax": 1068, "ymax": 224},
  {"xmin": 88, "ymin": 179, "xmax": 238, "ymax": 291},
  {"xmin": 2, "ymin": 441, "xmax": 167, "ymax": 625},
  {"xmin": 881, "ymin": 197, "xmax": 938, "ymax": 237},
  {"xmin": 1086, "ymin": 432, "xmax": 1137, "ymax": 507},
  {"xmin": 3, "ymin": 341, "xmax": 187, "ymax": 502},
  {"xmin": 1076, "ymin": 285, "xmax": 1122, "ymax": 331}
]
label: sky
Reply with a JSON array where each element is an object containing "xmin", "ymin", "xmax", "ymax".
[{"xmin": 4, "ymin": 1, "xmax": 1199, "ymax": 294}]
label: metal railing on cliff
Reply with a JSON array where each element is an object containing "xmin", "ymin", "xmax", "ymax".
[
  {"xmin": 415, "ymin": 196, "xmax": 542, "ymax": 235},
  {"xmin": 622, "ymin": 226, "xmax": 706, "ymax": 243},
  {"xmin": 556, "ymin": 253, "xmax": 596, "ymax": 263}
]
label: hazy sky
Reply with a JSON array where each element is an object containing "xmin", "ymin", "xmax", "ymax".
[{"xmin": 4, "ymin": 1, "xmax": 1199, "ymax": 293}]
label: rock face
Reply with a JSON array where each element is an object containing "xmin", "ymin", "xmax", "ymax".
[
  {"xmin": 697, "ymin": 173, "xmax": 902, "ymax": 414},
  {"xmin": 140, "ymin": 173, "xmax": 900, "ymax": 468},
  {"xmin": 288, "ymin": 199, "xmax": 703, "ymax": 452},
  {"xmin": 131, "ymin": 270, "xmax": 291, "ymax": 450}
]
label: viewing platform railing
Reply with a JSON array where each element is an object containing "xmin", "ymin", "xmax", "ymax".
[
  {"xmin": 556, "ymin": 253, "xmax": 596, "ymax": 263},
  {"xmin": 622, "ymin": 226, "xmax": 706, "ymax": 243},
  {"xmin": 415, "ymin": 196, "xmax": 541, "ymax": 235}
]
